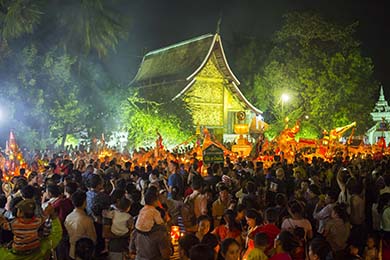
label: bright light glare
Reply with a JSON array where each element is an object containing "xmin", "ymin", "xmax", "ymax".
[{"xmin": 281, "ymin": 93, "xmax": 290, "ymax": 102}]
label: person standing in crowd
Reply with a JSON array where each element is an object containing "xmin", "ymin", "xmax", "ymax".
[
  {"xmin": 212, "ymin": 184, "xmax": 232, "ymax": 228},
  {"xmin": 53, "ymin": 182, "xmax": 77, "ymax": 260},
  {"xmin": 168, "ymin": 160, "xmax": 184, "ymax": 199},
  {"xmin": 65, "ymin": 190, "xmax": 97, "ymax": 260},
  {"xmin": 313, "ymin": 190, "xmax": 338, "ymax": 234},
  {"xmin": 243, "ymin": 209, "xmax": 264, "ymax": 259},
  {"xmin": 281, "ymin": 200, "xmax": 313, "ymax": 240},
  {"xmin": 194, "ymin": 215, "xmax": 218, "ymax": 251},
  {"xmin": 86, "ymin": 174, "xmax": 103, "ymax": 216},
  {"xmin": 258, "ymin": 207, "xmax": 281, "ymax": 255},
  {"xmin": 130, "ymin": 209, "xmax": 172, "ymax": 260},
  {"xmin": 323, "ymin": 203, "xmax": 350, "ymax": 259},
  {"xmin": 212, "ymin": 209, "xmax": 241, "ymax": 244}
]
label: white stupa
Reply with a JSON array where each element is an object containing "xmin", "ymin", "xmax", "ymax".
[{"xmin": 366, "ymin": 86, "xmax": 390, "ymax": 144}]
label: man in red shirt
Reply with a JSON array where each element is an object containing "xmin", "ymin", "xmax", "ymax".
[
  {"xmin": 258, "ymin": 208, "xmax": 281, "ymax": 256},
  {"xmin": 52, "ymin": 182, "xmax": 77, "ymax": 260}
]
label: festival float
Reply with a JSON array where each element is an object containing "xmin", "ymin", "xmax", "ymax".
[{"xmin": 2, "ymin": 130, "xmax": 27, "ymax": 181}]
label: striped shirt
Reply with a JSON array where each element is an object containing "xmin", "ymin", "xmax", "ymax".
[{"xmin": 1, "ymin": 217, "xmax": 44, "ymax": 252}]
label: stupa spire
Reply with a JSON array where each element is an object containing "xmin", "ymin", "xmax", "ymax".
[
  {"xmin": 371, "ymin": 85, "xmax": 390, "ymax": 121},
  {"xmin": 379, "ymin": 85, "xmax": 385, "ymax": 101}
]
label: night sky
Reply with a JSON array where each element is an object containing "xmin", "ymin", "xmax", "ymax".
[{"xmin": 108, "ymin": 0, "xmax": 387, "ymax": 97}]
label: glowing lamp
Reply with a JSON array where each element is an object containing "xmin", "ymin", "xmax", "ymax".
[
  {"xmin": 281, "ymin": 93, "xmax": 290, "ymax": 102},
  {"xmin": 170, "ymin": 226, "xmax": 181, "ymax": 243},
  {"xmin": 234, "ymin": 124, "xmax": 249, "ymax": 135}
]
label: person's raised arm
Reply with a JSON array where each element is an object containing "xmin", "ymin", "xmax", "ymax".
[{"xmin": 337, "ymin": 168, "xmax": 347, "ymax": 193}]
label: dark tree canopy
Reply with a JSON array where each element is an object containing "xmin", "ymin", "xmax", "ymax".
[{"xmin": 234, "ymin": 12, "xmax": 376, "ymax": 137}]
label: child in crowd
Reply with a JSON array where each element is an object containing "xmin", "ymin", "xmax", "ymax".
[
  {"xmin": 0, "ymin": 194, "xmax": 11, "ymax": 219},
  {"xmin": 363, "ymin": 234, "xmax": 379, "ymax": 260},
  {"xmin": 75, "ymin": 237, "xmax": 95, "ymax": 260},
  {"xmin": 247, "ymin": 232, "xmax": 269, "ymax": 260},
  {"xmin": 0, "ymin": 199, "xmax": 51, "ymax": 254},
  {"xmin": 348, "ymin": 242, "xmax": 363, "ymax": 260},
  {"xmin": 135, "ymin": 189, "xmax": 164, "ymax": 232},
  {"xmin": 110, "ymin": 197, "xmax": 133, "ymax": 236},
  {"xmin": 292, "ymin": 227, "xmax": 306, "ymax": 260}
]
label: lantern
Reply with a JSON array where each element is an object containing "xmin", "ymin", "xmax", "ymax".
[{"xmin": 170, "ymin": 226, "xmax": 181, "ymax": 244}]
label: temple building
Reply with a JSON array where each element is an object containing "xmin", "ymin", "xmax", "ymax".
[
  {"xmin": 130, "ymin": 33, "xmax": 264, "ymax": 141},
  {"xmin": 366, "ymin": 86, "xmax": 390, "ymax": 144}
]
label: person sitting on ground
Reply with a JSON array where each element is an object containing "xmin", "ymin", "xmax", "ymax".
[
  {"xmin": 135, "ymin": 189, "xmax": 164, "ymax": 232},
  {"xmin": 247, "ymin": 232, "xmax": 269, "ymax": 260}
]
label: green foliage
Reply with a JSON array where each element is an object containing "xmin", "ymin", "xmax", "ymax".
[
  {"xmin": 295, "ymin": 122, "xmax": 320, "ymax": 140},
  {"xmin": 0, "ymin": 1, "xmax": 129, "ymax": 149},
  {"xmin": 121, "ymin": 93, "xmax": 192, "ymax": 149},
  {"xmin": 235, "ymin": 12, "xmax": 376, "ymax": 136},
  {"xmin": 0, "ymin": 0, "xmax": 43, "ymax": 40},
  {"xmin": 56, "ymin": 0, "xmax": 129, "ymax": 57}
]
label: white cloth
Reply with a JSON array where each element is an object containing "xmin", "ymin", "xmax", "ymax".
[
  {"xmin": 111, "ymin": 210, "xmax": 132, "ymax": 236},
  {"xmin": 381, "ymin": 206, "xmax": 390, "ymax": 232},
  {"xmin": 135, "ymin": 205, "xmax": 164, "ymax": 232},
  {"xmin": 42, "ymin": 197, "xmax": 59, "ymax": 211},
  {"xmin": 65, "ymin": 208, "xmax": 96, "ymax": 259},
  {"xmin": 281, "ymin": 218, "xmax": 312, "ymax": 239}
]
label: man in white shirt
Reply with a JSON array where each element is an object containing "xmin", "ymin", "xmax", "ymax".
[{"xmin": 65, "ymin": 190, "xmax": 96, "ymax": 260}]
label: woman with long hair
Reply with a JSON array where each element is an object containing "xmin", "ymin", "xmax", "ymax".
[
  {"xmin": 242, "ymin": 209, "xmax": 263, "ymax": 259},
  {"xmin": 212, "ymin": 210, "xmax": 242, "ymax": 244},
  {"xmin": 269, "ymin": 231, "xmax": 299, "ymax": 260}
]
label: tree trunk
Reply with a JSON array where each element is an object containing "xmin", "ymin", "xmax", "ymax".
[{"xmin": 60, "ymin": 126, "xmax": 68, "ymax": 151}]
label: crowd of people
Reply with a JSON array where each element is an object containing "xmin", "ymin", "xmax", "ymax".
[{"xmin": 0, "ymin": 148, "xmax": 389, "ymax": 260}]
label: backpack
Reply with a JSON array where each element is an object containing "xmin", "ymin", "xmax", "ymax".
[{"xmin": 181, "ymin": 193, "xmax": 200, "ymax": 230}]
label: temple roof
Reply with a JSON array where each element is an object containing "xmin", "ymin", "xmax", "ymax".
[
  {"xmin": 130, "ymin": 33, "xmax": 262, "ymax": 114},
  {"xmin": 131, "ymin": 34, "xmax": 216, "ymax": 85}
]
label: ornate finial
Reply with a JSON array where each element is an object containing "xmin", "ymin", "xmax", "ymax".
[
  {"xmin": 216, "ymin": 12, "xmax": 222, "ymax": 35},
  {"xmin": 379, "ymin": 85, "xmax": 385, "ymax": 101}
]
